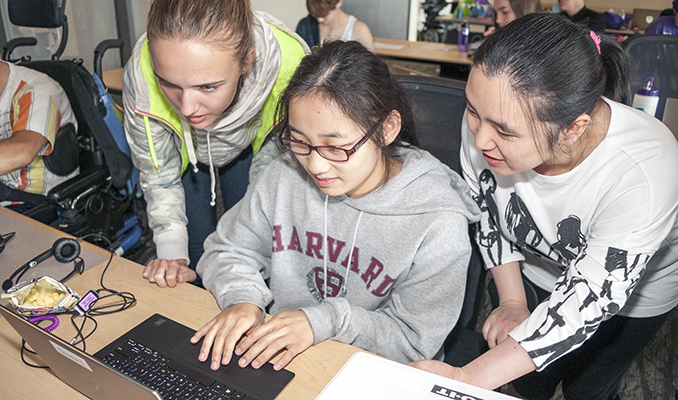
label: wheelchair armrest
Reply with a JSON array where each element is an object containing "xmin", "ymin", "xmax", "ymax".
[
  {"xmin": 2, "ymin": 37, "xmax": 38, "ymax": 62},
  {"xmin": 93, "ymin": 39, "xmax": 124, "ymax": 79},
  {"xmin": 47, "ymin": 166, "xmax": 109, "ymax": 203}
]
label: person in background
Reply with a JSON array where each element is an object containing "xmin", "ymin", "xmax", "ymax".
[
  {"xmin": 483, "ymin": 0, "xmax": 544, "ymax": 36},
  {"xmin": 0, "ymin": 61, "xmax": 78, "ymax": 213},
  {"xmin": 645, "ymin": 0, "xmax": 678, "ymax": 35},
  {"xmin": 123, "ymin": 0, "xmax": 309, "ymax": 288},
  {"xmin": 296, "ymin": 0, "xmax": 375, "ymax": 51},
  {"xmin": 411, "ymin": 13, "xmax": 678, "ymax": 400},
  {"xmin": 558, "ymin": 0, "xmax": 605, "ymax": 32},
  {"xmin": 192, "ymin": 40, "xmax": 479, "ymax": 371}
]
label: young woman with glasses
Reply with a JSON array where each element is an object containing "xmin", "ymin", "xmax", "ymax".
[{"xmin": 190, "ymin": 40, "xmax": 480, "ymax": 372}]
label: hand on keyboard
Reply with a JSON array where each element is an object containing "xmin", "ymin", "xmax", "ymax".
[
  {"xmin": 191, "ymin": 303, "xmax": 264, "ymax": 371},
  {"xmin": 234, "ymin": 310, "xmax": 314, "ymax": 371}
]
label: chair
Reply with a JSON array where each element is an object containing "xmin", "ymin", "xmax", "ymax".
[
  {"xmin": 624, "ymin": 35, "xmax": 678, "ymax": 120},
  {"xmin": 2, "ymin": 0, "xmax": 69, "ymax": 62},
  {"xmin": 16, "ymin": 59, "xmax": 154, "ymax": 264},
  {"xmin": 395, "ymin": 74, "xmax": 487, "ymax": 365}
]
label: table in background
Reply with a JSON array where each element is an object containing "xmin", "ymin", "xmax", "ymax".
[
  {"xmin": 374, "ymin": 37, "xmax": 471, "ymax": 80},
  {"xmin": 0, "ymin": 207, "xmax": 360, "ymax": 400},
  {"xmin": 435, "ymin": 16, "xmax": 495, "ymax": 27},
  {"xmin": 102, "ymin": 67, "xmax": 124, "ymax": 92}
]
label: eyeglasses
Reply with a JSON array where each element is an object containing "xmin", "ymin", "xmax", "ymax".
[{"xmin": 279, "ymin": 116, "xmax": 386, "ymax": 162}]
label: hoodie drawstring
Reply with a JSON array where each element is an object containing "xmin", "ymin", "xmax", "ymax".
[
  {"xmin": 181, "ymin": 119, "xmax": 199, "ymax": 173},
  {"xmin": 206, "ymin": 131, "xmax": 217, "ymax": 207},
  {"xmin": 323, "ymin": 195, "xmax": 329, "ymax": 298},
  {"xmin": 322, "ymin": 195, "xmax": 363, "ymax": 299},
  {"xmin": 182, "ymin": 119, "xmax": 217, "ymax": 207}
]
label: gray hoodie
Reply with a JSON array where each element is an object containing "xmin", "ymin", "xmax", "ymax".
[{"xmin": 197, "ymin": 146, "xmax": 481, "ymax": 363}]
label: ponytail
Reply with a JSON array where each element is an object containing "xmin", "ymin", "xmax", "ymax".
[{"xmin": 599, "ymin": 38, "xmax": 630, "ymax": 103}]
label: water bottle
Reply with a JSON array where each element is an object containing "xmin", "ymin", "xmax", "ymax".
[
  {"xmin": 458, "ymin": 23, "xmax": 470, "ymax": 52},
  {"xmin": 632, "ymin": 77, "xmax": 660, "ymax": 117}
]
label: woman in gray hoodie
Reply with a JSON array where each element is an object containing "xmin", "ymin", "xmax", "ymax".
[{"xmin": 193, "ymin": 41, "xmax": 480, "ymax": 372}]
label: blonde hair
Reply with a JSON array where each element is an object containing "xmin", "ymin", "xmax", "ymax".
[{"xmin": 147, "ymin": 0, "xmax": 254, "ymax": 68}]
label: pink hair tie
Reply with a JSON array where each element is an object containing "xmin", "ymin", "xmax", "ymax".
[{"xmin": 590, "ymin": 31, "xmax": 601, "ymax": 54}]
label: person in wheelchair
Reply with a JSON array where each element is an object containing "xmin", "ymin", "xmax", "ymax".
[
  {"xmin": 123, "ymin": 0, "xmax": 308, "ymax": 288},
  {"xmin": 0, "ymin": 60, "xmax": 78, "ymax": 214}
]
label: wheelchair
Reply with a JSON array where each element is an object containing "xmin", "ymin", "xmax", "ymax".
[{"xmin": 1, "ymin": 0, "xmax": 154, "ymax": 264}]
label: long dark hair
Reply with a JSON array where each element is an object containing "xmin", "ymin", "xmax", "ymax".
[
  {"xmin": 473, "ymin": 13, "xmax": 629, "ymax": 154},
  {"xmin": 276, "ymin": 40, "xmax": 417, "ymax": 160}
]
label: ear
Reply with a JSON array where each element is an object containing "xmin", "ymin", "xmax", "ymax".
[
  {"xmin": 382, "ymin": 110, "xmax": 402, "ymax": 146},
  {"xmin": 560, "ymin": 113, "xmax": 591, "ymax": 146},
  {"xmin": 336, "ymin": 0, "xmax": 343, "ymax": 9},
  {"xmin": 241, "ymin": 47, "xmax": 256, "ymax": 75}
]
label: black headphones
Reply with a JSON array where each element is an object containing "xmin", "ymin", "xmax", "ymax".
[
  {"xmin": 2, "ymin": 237, "xmax": 84, "ymax": 291},
  {"xmin": 0, "ymin": 232, "xmax": 15, "ymax": 255}
]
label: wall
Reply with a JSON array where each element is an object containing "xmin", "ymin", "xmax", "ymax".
[
  {"xmin": 342, "ymin": 0, "xmax": 411, "ymax": 40},
  {"xmin": 1, "ymin": 0, "xmax": 120, "ymax": 71},
  {"xmin": 250, "ymin": 0, "xmax": 308, "ymax": 31}
]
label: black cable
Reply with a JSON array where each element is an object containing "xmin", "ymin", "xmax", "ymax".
[
  {"xmin": 17, "ymin": 232, "xmax": 137, "ymax": 367},
  {"xmin": 68, "ymin": 313, "xmax": 98, "ymax": 352},
  {"xmin": 63, "ymin": 233, "xmax": 137, "ymax": 349},
  {"xmin": 21, "ymin": 339, "xmax": 49, "ymax": 369}
]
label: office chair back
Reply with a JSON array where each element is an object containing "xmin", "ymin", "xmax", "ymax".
[
  {"xmin": 395, "ymin": 75, "xmax": 486, "ymax": 365},
  {"xmin": 624, "ymin": 35, "xmax": 678, "ymax": 120},
  {"xmin": 396, "ymin": 75, "xmax": 466, "ymax": 174},
  {"xmin": 3, "ymin": 0, "xmax": 69, "ymax": 61}
]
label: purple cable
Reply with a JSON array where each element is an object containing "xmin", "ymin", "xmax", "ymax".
[{"xmin": 27, "ymin": 314, "xmax": 60, "ymax": 331}]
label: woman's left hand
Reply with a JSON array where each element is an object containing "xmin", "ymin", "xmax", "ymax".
[{"xmin": 234, "ymin": 310, "xmax": 314, "ymax": 371}]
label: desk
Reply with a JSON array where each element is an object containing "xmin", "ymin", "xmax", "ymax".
[
  {"xmin": 435, "ymin": 15, "xmax": 495, "ymax": 27},
  {"xmin": 375, "ymin": 37, "xmax": 471, "ymax": 65},
  {"xmin": 374, "ymin": 37, "xmax": 471, "ymax": 80},
  {"xmin": 102, "ymin": 67, "xmax": 124, "ymax": 92},
  {"xmin": 0, "ymin": 208, "xmax": 360, "ymax": 399}
]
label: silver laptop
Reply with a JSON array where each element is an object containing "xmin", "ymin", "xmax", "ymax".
[
  {"xmin": 1, "ymin": 304, "xmax": 294, "ymax": 399},
  {"xmin": 316, "ymin": 352, "xmax": 514, "ymax": 400},
  {"xmin": 631, "ymin": 9, "xmax": 662, "ymax": 30},
  {"xmin": 0, "ymin": 304, "xmax": 160, "ymax": 399}
]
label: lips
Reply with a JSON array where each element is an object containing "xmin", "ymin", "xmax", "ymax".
[
  {"xmin": 315, "ymin": 176, "xmax": 337, "ymax": 187},
  {"xmin": 187, "ymin": 115, "xmax": 207, "ymax": 124},
  {"xmin": 483, "ymin": 152, "xmax": 504, "ymax": 166}
]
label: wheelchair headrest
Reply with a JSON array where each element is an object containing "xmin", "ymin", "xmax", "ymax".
[{"xmin": 8, "ymin": 0, "xmax": 67, "ymax": 29}]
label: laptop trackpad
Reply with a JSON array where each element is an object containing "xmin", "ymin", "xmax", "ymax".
[
  {"xmin": 170, "ymin": 336, "xmax": 240, "ymax": 373},
  {"xmin": 170, "ymin": 336, "xmax": 295, "ymax": 399}
]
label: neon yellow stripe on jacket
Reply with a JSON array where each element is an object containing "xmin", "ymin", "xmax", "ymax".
[{"xmin": 138, "ymin": 24, "xmax": 306, "ymax": 174}]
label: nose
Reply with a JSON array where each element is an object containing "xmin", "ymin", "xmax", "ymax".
[
  {"xmin": 473, "ymin": 123, "xmax": 497, "ymax": 152},
  {"xmin": 496, "ymin": 14, "xmax": 506, "ymax": 26},
  {"xmin": 179, "ymin": 90, "xmax": 199, "ymax": 117},
  {"xmin": 305, "ymin": 149, "xmax": 331, "ymax": 175}
]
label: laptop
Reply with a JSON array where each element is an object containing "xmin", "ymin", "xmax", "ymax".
[
  {"xmin": 630, "ymin": 9, "xmax": 662, "ymax": 30},
  {"xmin": 316, "ymin": 352, "xmax": 514, "ymax": 400},
  {"xmin": 0, "ymin": 304, "xmax": 294, "ymax": 400}
]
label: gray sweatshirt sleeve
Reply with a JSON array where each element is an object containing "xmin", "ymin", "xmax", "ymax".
[
  {"xmin": 300, "ymin": 212, "xmax": 470, "ymax": 363},
  {"xmin": 197, "ymin": 181, "xmax": 275, "ymax": 311}
]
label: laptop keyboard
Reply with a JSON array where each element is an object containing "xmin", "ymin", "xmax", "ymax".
[{"xmin": 101, "ymin": 338, "xmax": 254, "ymax": 400}]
